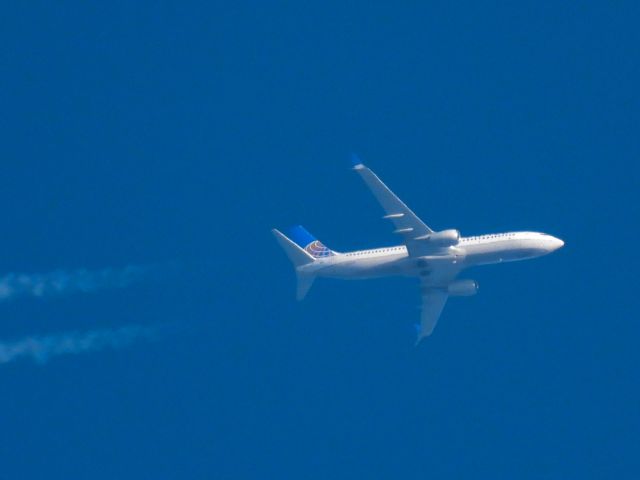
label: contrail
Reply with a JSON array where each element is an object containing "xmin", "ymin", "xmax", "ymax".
[
  {"xmin": 0, "ymin": 265, "xmax": 152, "ymax": 302},
  {"xmin": 0, "ymin": 324, "xmax": 160, "ymax": 365}
]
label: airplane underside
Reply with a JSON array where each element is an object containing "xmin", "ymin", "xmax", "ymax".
[{"xmin": 272, "ymin": 158, "xmax": 563, "ymax": 342}]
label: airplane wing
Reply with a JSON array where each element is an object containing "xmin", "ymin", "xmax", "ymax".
[
  {"xmin": 416, "ymin": 263, "xmax": 462, "ymax": 342},
  {"xmin": 418, "ymin": 290, "xmax": 448, "ymax": 342},
  {"xmin": 351, "ymin": 158, "xmax": 437, "ymax": 256}
]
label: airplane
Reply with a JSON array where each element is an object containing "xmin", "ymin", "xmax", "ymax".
[{"xmin": 272, "ymin": 158, "xmax": 564, "ymax": 342}]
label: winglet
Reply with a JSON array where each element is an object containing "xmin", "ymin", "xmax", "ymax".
[
  {"xmin": 413, "ymin": 323, "xmax": 424, "ymax": 346},
  {"xmin": 350, "ymin": 153, "xmax": 364, "ymax": 170}
]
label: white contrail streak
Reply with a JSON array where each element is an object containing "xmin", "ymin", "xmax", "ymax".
[
  {"xmin": 0, "ymin": 265, "xmax": 150, "ymax": 302},
  {"xmin": 0, "ymin": 325, "xmax": 159, "ymax": 365}
]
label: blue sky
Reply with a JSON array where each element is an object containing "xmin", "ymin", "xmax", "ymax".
[{"xmin": 0, "ymin": 2, "xmax": 638, "ymax": 478}]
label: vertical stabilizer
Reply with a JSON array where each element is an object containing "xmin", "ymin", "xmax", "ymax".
[
  {"xmin": 286, "ymin": 225, "xmax": 337, "ymax": 258},
  {"xmin": 272, "ymin": 228, "xmax": 318, "ymax": 300},
  {"xmin": 271, "ymin": 229, "xmax": 315, "ymax": 267}
]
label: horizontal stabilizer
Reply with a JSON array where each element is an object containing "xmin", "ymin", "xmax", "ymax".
[{"xmin": 296, "ymin": 272, "xmax": 315, "ymax": 301}]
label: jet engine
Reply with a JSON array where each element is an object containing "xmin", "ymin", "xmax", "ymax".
[
  {"xmin": 447, "ymin": 279, "xmax": 479, "ymax": 296},
  {"xmin": 425, "ymin": 229, "xmax": 460, "ymax": 247}
]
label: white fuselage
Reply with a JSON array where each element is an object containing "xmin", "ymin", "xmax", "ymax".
[{"xmin": 302, "ymin": 231, "xmax": 564, "ymax": 281}]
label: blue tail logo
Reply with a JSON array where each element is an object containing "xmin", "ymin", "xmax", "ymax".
[{"xmin": 287, "ymin": 225, "xmax": 336, "ymax": 258}]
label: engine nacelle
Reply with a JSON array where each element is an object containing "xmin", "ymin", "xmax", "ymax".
[
  {"xmin": 427, "ymin": 229, "xmax": 460, "ymax": 247},
  {"xmin": 447, "ymin": 279, "xmax": 479, "ymax": 296}
]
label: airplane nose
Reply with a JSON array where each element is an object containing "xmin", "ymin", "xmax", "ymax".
[{"xmin": 551, "ymin": 237, "xmax": 564, "ymax": 250}]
